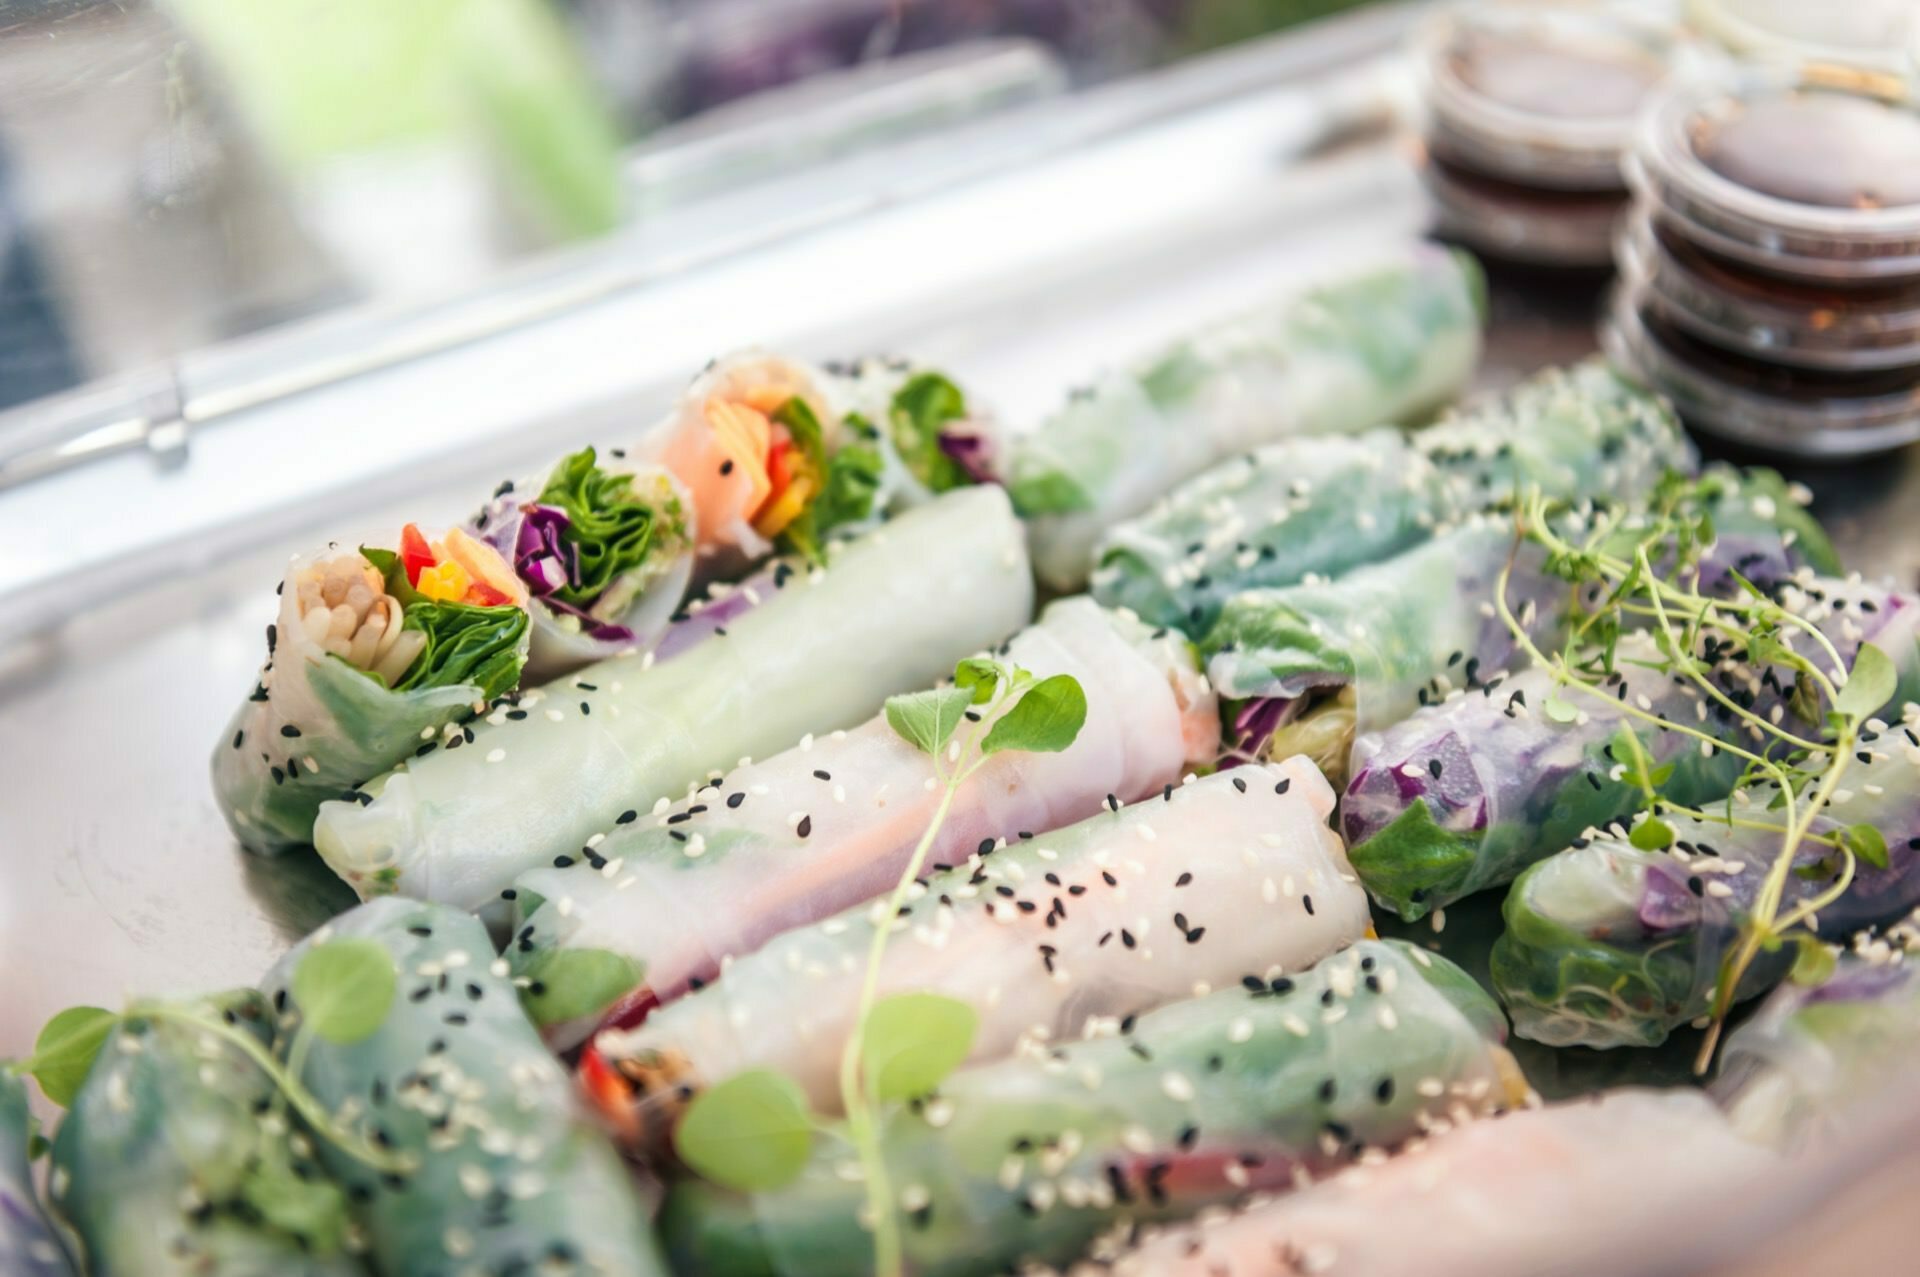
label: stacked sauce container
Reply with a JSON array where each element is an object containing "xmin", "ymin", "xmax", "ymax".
[
  {"xmin": 1412, "ymin": 3, "xmax": 1696, "ymax": 269},
  {"xmin": 1607, "ymin": 62, "xmax": 1920, "ymax": 456}
]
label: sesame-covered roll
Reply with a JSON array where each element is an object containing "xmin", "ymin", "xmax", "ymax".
[
  {"xmin": 262, "ymin": 899, "xmax": 668, "ymax": 1277},
  {"xmin": 1095, "ymin": 360, "xmax": 1696, "ymax": 635},
  {"xmin": 1344, "ymin": 578, "xmax": 1920, "ymax": 922},
  {"xmin": 48, "ymin": 993, "xmax": 360, "ymax": 1277},
  {"xmin": 0, "ymin": 1074, "xmax": 74, "ymax": 1277},
  {"xmin": 577, "ymin": 760, "xmax": 1364, "ymax": 1151},
  {"xmin": 1107, "ymin": 1090, "xmax": 1772, "ymax": 1277},
  {"xmin": 1493, "ymin": 722, "xmax": 1920, "ymax": 1050},
  {"xmin": 658, "ymin": 941, "xmax": 1526, "ymax": 1277},
  {"xmin": 1008, "ymin": 246, "xmax": 1486, "ymax": 593},
  {"xmin": 510, "ymin": 597, "xmax": 1219, "ymax": 1052},
  {"xmin": 1203, "ymin": 467, "xmax": 1835, "ymax": 788},
  {"xmin": 212, "ymin": 524, "xmax": 533, "ymax": 855},
  {"xmin": 312, "ymin": 488, "xmax": 1034, "ymax": 913}
]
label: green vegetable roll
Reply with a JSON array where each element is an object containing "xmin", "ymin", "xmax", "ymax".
[
  {"xmin": 48, "ymin": 993, "xmax": 360, "ymax": 1277},
  {"xmin": 1011, "ymin": 246, "xmax": 1486, "ymax": 592},
  {"xmin": 659, "ymin": 940, "xmax": 1524, "ymax": 1277},
  {"xmin": 1094, "ymin": 359, "xmax": 1694, "ymax": 634},
  {"xmin": 263, "ymin": 898, "xmax": 667, "ymax": 1277}
]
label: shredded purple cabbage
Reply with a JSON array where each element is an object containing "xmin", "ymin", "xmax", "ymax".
[
  {"xmin": 1638, "ymin": 861, "xmax": 1703, "ymax": 932},
  {"xmin": 937, "ymin": 426, "xmax": 999, "ymax": 486},
  {"xmin": 480, "ymin": 501, "xmax": 634, "ymax": 643},
  {"xmin": 1805, "ymin": 962, "xmax": 1914, "ymax": 1006},
  {"xmin": 1222, "ymin": 697, "xmax": 1297, "ymax": 767},
  {"xmin": 652, "ymin": 561, "xmax": 783, "ymax": 663}
]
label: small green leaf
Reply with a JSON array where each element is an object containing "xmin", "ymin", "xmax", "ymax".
[
  {"xmin": 885, "ymin": 686, "xmax": 978, "ymax": 757},
  {"xmin": 1542, "ymin": 697, "xmax": 1578, "ymax": 724},
  {"xmin": 292, "ymin": 939, "xmax": 397, "ymax": 1045},
  {"xmin": 861, "ymin": 993, "xmax": 978, "ymax": 1102},
  {"xmin": 1788, "ymin": 935, "xmax": 1837, "ymax": 987},
  {"xmin": 1845, "ymin": 823, "xmax": 1890, "ymax": 872},
  {"xmin": 24, "ymin": 1007, "xmax": 117, "ymax": 1107},
  {"xmin": 243, "ymin": 1152, "xmax": 349, "ymax": 1254},
  {"xmin": 981, "ymin": 674, "xmax": 1087, "ymax": 757},
  {"xmin": 1628, "ymin": 818, "xmax": 1674, "ymax": 851},
  {"xmin": 953, "ymin": 657, "xmax": 1005, "ymax": 705},
  {"xmin": 674, "ymin": 1069, "xmax": 814, "ymax": 1191},
  {"xmin": 520, "ymin": 948, "xmax": 645, "ymax": 1028},
  {"xmin": 1835, "ymin": 643, "xmax": 1896, "ymax": 723},
  {"xmin": 1647, "ymin": 763, "xmax": 1676, "ymax": 786}
]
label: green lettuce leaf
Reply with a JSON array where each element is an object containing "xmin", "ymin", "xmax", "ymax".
[
  {"xmin": 359, "ymin": 546, "xmax": 530, "ymax": 695},
  {"xmin": 888, "ymin": 372, "xmax": 973, "ymax": 494},
  {"xmin": 537, "ymin": 446, "xmax": 673, "ymax": 608}
]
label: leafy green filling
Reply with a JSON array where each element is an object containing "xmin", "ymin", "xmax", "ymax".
[
  {"xmin": 537, "ymin": 446, "xmax": 677, "ymax": 607},
  {"xmin": 519, "ymin": 947, "xmax": 645, "ymax": 1027},
  {"xmin": 887, "ymin": 372, "xmax": 973, "ymax": 494},
  {"xmin": 361, "ymin": 547, "xmax": 528, "ymax": 696},
  {"xmin": 777, "ymin": 396, "xmax": 884, "ymax": 563},
  {"xmin": 1347, "ymin": 799, "xmax": 1480, "ymax": 922}
]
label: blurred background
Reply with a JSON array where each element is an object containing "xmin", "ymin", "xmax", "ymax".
[{"xmin": 0, "ymin": 0, "xmax": 1368, "ymax": 418}]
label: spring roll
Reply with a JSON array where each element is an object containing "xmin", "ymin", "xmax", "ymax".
[
  {"xmin": 1343, "ymin": 578, "xmax": 1920, "ymax": 921},
  {"xmin": 471, "ymin": 449, "xmax": 696, "ymax": 679},
  {"xmin": 1095, "ymin": 360, "xmax": 1695, "ymax": 634},
  {"xmin": 263, "ymin": 899, "xmax": 667, "ymax": 1277},
  {"xmin": 0, "ymin": 1074, "xmax": 75, "ymax": 1277},
  {"xmin": 1009, "ymin": 246, "xmax": 1486, "ymax": 592},
  {"xmin": 578, "ymin": 759, "xmax": 1366, "ymax": 1140},
  {"xmin": 1493, "ymin": 718, "xmax": 1920, "ymax": 1048},
  {"xmin": 509, "ymin": 597, "xmax": 1218, "ymax": 1050},
  {"xmin": 658, "ymin": 940, "xmax": 1525, "ymax": 1277},
  {"xmin": 1106, "ymin": 1090, "xmax": 1773, "ymax": 1277},
  {"xmin": 47, "ymin": 993, "xmax": 360, "ymax": 1277},
  {"xmin": 637, "ymin": 352, "xmax": 996, "ymax": 577},
  {"xmin": 212, "ymin": 525, "xmax": 534, "ymax": 855},
  {"xmin": 1716, "ymin": 950, "xmax": 1920, "ymax": 1150},
  {"xmin": 1205, "ymin": 468, "xmax": 1836, "ymax": 787},
  {"xmin": 312, "ymin": 487, "xmax": 1035, "ymax": 912}
]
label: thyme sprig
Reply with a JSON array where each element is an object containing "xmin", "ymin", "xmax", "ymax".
[{"xmin": 1492, "ymin": 481, "xmax": 1888, "ymax": 1072}]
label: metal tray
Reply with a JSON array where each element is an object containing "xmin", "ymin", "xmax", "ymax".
[{"xmin": 2, "ymin": 12, "xmax": 1918, "ymax": 1271}]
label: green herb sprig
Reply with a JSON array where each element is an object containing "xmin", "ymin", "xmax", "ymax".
[
  {"xmin": 1492, "ymin": 481, "xmax": 1896, "ymax": 1071},
  {"xmin": 14, "ymin": 940, "xmax": 412, "ymax": 1174},
  {"xmin": 670, "ymin": 655, "xmax": 1086, "ymax": 1274}
]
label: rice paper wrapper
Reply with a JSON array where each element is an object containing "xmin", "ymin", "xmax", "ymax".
[
  {"xmin": 658, "ymin": 940, "xmax": 1523, "ymax": 1277},
  {"xmin": 1012, "ymin": 245, "xmax": 1487, "ymax": 592},
  {"xmin": 1493, "ymin": 724, "xmax": 1920, "ymax": 1050},
  {"xmin": 0, "ymin": 1075, "xmax": 74, "ymax": 1277},
  {"xmin": 262, "ymin": 899, "xmax": 669, "ymax": 1276},
  {"xmin": 578, "ymin": 759, "xmax": 1363, "ymax": 1143},
  {"xmin": 1344, "ymin": 579, "xmax": 1920, "ymax": 921},
  {"xmin": 312, "ymin": 486, "xmax": 1035, "ymax": 913},
  {"xmin": 212, "ymin": 545, "xmax": 528, "ymax": 856},
  {"xmin": 513, "ymin": 597, "xmax": 1220, "ymax": 1051}
]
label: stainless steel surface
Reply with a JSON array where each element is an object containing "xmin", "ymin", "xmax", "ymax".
[{"xmin": 4, "ymin": 23, "xmax": 1920, "ymax": 1273}]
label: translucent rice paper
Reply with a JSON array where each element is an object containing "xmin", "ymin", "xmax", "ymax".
[
  {"xmin": 0, "ymin": 1075, "xmax": 74, "ymax": 1277},
  {"xmin": 1108, "ymin": 1090, "xmax": 1773, "ymax": 1277},
  {"xmin": 472, "ymin": 454, "xmax": 696, "ymax": 680},
  {"xmin": 1344, "ymin": 579, "xmax": 1920, "ymax": 921},
  {"xmin": 312, "ymin": 487, "xmax": 1035, "ymax": 913},
  {"xmin": 513, "ymin": 597, "xmax": 1219, "ymax": 1051},
  {"xmin": 1718, "ymin": 953, "xmax": 1920, "ymax": 1151},
  {"xmin": 657, "ymin": 941, "xmax": 1525, "ymax": 1277},
  {"xmin": 262, "ymin": 899, "xmax": 669, "ymax": 1277},
  {"xmin": 1494, "ymin": 733, "xmax": 1920, "ymax": 1050},
  {"xmin": 212, "ymin": 543, "xmax": 532, "ymax": 856},
  {"xmin": 49, "ymin": 993, "xmax": 360, "ymax": 1277},
  {"xmin": 585, "ymin": 759, "xmax": 1365, "ymax": 1134},
  {"xmin": 1095, "ymin": 359, "xmax": 1695, "ymax": 634},
  {"xmin": 1011, "ymin": 245, "xmax": 1487, "ymax": 592},
  {"xmin": 1203, "ymin": 466, "xmax": 1835, "ymax": 789}
]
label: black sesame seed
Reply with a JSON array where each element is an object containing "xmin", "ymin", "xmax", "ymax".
[
  {"xmin": 1302, "ymin": 894, "xmax": 1315, "ymax": 916},
  {"xmin": 1176, "ymin": 872, "xmax": 1192, "ymax": 887},
  {"xmin": 813, "ymin": 769, "xmax": 831, "ymax": 781},
  {"xmin": 553, "ymin": 855, "xmax": 575, "ymax": 868},
  {"xmin": 616, "ymin": 809, "xmax": 638, "ymax": 824},
  {"xmin": 1275, "ymin": 779, "xmax": 1291, "ymax": 795},
  {"xmin": 797, "ymin": 815, "xmax": 812, "ymax": 838},
  {"xmin": 1375, "ymin": 1077, "xmax": 1395, "ymax": 1103},
  {"xmin": 727, "ymin": 792, "xmax": 746, "ymax": 809},
  {"xmin": 1318, "ymin": 1078, "xmax": 1336, "ymax": 1103},
  {"xmin": 1231, "ymin": 777, "xmax": 1247, "ymax": 794}
]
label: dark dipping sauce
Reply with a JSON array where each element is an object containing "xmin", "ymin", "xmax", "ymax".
[
  {"xmin": 1449, "ymin": 27, "xmax": 1665, "ymax": 122},
  {"xmin": 1692, "ymin": 92, "xmax": 1920, "ymax": 210}
]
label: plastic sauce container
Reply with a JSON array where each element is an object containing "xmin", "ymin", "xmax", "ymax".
[
  {"xmin": 1690, "ymin": 0, "xmax": 1918, "ymax": 76},
  {"xmin": 1413, "ymin": 4, "xmax": 1696, "ymax": 268}
]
